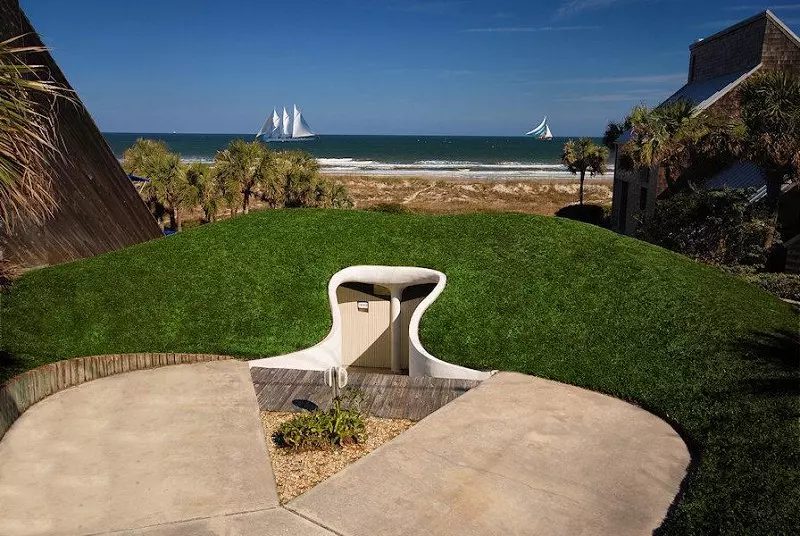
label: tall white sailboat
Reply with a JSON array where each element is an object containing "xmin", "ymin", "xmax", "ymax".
[
  {"xmin": 256, "ymin": 105, "xmax": 317, "ymax": 142},
  {"xmin": 525, "ymin": 117, "xmax": 553, "ymax": 140}
]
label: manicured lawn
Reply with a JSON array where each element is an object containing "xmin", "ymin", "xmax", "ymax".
[{"xmin": 1, "ymin": 209, "xmax": 798, "ymax": 534}]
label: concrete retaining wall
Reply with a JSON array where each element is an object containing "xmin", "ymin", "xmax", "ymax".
[{"xmin": 0, "ymin": 353, "xmax": 232, "ymax": 441}]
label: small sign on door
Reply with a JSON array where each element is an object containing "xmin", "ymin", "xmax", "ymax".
[{"xmin": 357, "ymin": 301, "xmax": 369, "ymax": 311}]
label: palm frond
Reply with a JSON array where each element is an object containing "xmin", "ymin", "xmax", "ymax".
[{"xmin": 0, "ymin": 34, "xmax": 74, "ymax": 227}]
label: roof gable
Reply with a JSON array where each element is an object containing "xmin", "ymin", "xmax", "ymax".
[
  {"xmin": 764, "ymin": 10, "xmax": 800, "ymax": 50},
  {"xmin": 690, "ymin": 10, "xmax": 800, "ymax": 52}
]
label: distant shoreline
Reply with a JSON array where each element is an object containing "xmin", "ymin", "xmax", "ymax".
[
  {"xmin": 107, "ymin": 132, "xmax": 610, "ymax": 182},
  {"xmin": 118, "ymin": 156, "xmax": 613, "ymax": 181},
  {"xmin": 317, "ymin": 170, "xmax": 614, "ymax": 182}
]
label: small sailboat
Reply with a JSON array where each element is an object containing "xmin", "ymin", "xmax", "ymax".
[
  {"xmin": 525, "ymin": 117, "xmax": 553, "ymax": 140},
  {"xmin": 256, "ymin": 105, "xmax": 317, "ymax": 142}
]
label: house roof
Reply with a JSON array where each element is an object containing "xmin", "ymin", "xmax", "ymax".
[
  {"xmin": 662, "ymin": 65, "xmax": 761, "ymax": 113},
  {"xmin": 670, "ymin": 11, "xmax": 800, "ymax": 114},
  {"xmin": 615, "ymin": 66, "xmax": 759, "ymax": 145},
  {"xmin": 702, "ymin": 161, "xmax": 797, "ymax": 203},
  {"xmin": 615, "ymin": 11, "xmax": 799, "ymax": 146},
  {"xmin": 703, "ymin": 161, "xmax": 765, "ymax": 190},
  {"xmin": 690, "ymin": 10, "xmax": 800, "ymax": 52}
]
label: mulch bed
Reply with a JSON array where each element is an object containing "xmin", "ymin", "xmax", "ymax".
[{"xmin": 261, "ymin": 411, "xmax": 414, "ymax": 503}]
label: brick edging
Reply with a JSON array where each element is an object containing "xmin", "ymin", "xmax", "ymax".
[{"xmin": 0, "ymin": 353, "xmax": 233, "ymax": 441}]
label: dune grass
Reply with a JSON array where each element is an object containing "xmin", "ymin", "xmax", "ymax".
[{"xmin": 1, "ymin": 209, "xmax": 798, "ymax": 534}]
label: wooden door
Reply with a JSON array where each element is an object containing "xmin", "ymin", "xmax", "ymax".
[{"xmin": 337, "ymin": 283, "xmax": 391, "ymax": 368}]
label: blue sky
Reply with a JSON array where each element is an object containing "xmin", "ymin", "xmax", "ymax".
[{"xmin": 20, "ymin": 0, "xmax": 800, "ymax": 136}]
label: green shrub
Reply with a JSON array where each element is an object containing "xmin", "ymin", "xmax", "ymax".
[
  {"xmin": 367, "ymin": 202, "xmax": 411, "ymax": 214},
  {"xmin": 555, "ymin": 203, "xmax": 610, "ymax": 228},
  {"xmin": 266, "ymin": 150, "xmax": 353, "ymax": 210},
  {"xmin": 275, "ymin": 390, "xmax": 367, "ymax": 450},
  {"xmin": 636, "ymin": 188, "xmax": 772, "ymax": 267},
  {"xmin": 325, "ymin": 181, "xmax": 354, "ymax": 209}
]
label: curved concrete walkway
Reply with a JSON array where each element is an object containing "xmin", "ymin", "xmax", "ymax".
[
  {"xmin": 0, "ymin": 361, "xmax": 329, "ymax": 536},
  {"xmin": 289, "ymin": 372, "xmax": 690, "ymax": 536},
  {"xmin": 0, "ymin": 363, "xmax": 689, "ymax": 536}
]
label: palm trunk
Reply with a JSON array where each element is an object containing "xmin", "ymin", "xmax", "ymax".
[
  {"xmin": 763, "ymin": 174, "xmax": 783, "ymax": 249},
  {"xmin": 579, "ymin": 170, "xmax": 586, "ymax": 206},
  {"xmin": 242, "ymin": 191, "xmax": 250, "ymax": 214},
  {"xmin": 664, "ymin": 164, "xmax": 677, "ymax": 193},
  {"xmin": 168, "ymin": 209, "xmax": 176, "ymax": 231},
  {"xmin": 174, "ymin": 207, "xmax": 182, "ymax": 232}
]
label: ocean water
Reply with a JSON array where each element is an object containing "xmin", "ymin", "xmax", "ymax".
[{"xmin": 104, "ymin": 133, "xmax": 610, "ymax": 180}]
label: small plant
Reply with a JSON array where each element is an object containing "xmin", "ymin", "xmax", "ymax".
[
  {"xmin": 367, "ymin": 202, "xmax": 411, "ymax": 214},
  {"xmin": 275, "ymin": 389, "xmax": 367, "ymax": 450}
]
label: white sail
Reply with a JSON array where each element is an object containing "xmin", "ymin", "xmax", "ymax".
[
  {"xmin": 259, "ymin": 109, "xmax": 281, "ymax": 139},
  {"xmin": 268, "ymin": 109, "xmax": 281, "ymax": 138},
  {"xmin": 256, "ymin": 114, "xmax": 271, "ymax": 138},
  {"xmin": 291, "ymin": 104, "xmax": 316, "ymax": 138},
  {"xmin": 526, "ymin": 117, "xmax": 547, "ymax": 136},
  {"xmin": 543, "ymin": 124, "xmax": 553, "ymax": 140},
  {"xmin": 282, "ymin": 107, "xmax": 291, "ymax": 138}
]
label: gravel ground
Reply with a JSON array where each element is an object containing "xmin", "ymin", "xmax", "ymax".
[{"xmin": 261, "ymin": 411, "xmax": 414, "ymax": 503}]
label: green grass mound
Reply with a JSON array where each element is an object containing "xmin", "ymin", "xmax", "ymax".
[{"xmin": 2, "ymin": 209, "xmax": 798, "ymax": 534}]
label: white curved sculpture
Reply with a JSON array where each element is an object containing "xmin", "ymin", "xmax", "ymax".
[{"xmin": 249, "ymin": 266, "xmax": 491, "ymax": 380}]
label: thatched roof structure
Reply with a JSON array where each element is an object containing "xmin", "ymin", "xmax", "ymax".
[{"xmin": 0, "ymin": 0, "xmax": 161, "ymax": 268}]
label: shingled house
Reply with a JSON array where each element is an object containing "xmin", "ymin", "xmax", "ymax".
[
  {"xmin": 610, "ymin": 10, "xmax": 800, "ymax": 237},
  {"xmin": 0, "ymin": 0, "xmax": 161, "ymax": 268}
]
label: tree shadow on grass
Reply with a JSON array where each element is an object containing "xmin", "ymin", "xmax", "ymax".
[
  {"xmin": 737, "ymin": 329, "xmax": 799, "ymax": 369},
  {"xmin": 654, "ymin": 328, "xmax": 799, "ymax": 534},
  {"xmin": 0, "ymin": 351, "xmax": 25, "ymax": 384},
  {"xmin": 555, "ymin": 204, "xmax": 610, "ymax": 228},
  {"xmin": 735, "ymin": 329, "xmax": 800, "ymax": 399}
]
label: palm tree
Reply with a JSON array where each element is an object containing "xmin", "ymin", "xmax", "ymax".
[
  {"xmin": 602, "ymin": 120, "xmax": 628, "ymax": 152},
  {"xmin": 142, "ymin": 152, "xmax": 191, "ymax": 231},
  {"xmin": 215, "ymin": 140, "xmax": 268, "ymax": 214},
  {"xmin": 121, "ymin": 138, "xmax": 169, "ymax": 176},
  {"xmin": 123, "ymin": 139, "xmax": 168, "ymax": 228},
  {"xmin": 561, "ymin": 138, "xmax": 609, "ymax": 205},
  {"xmin": 254, "ymin": 150, "xmax": 284, "ymax": 208},
  {"xmin": 281, "ymin": 150, "xmax": 323, "ymax": 207},
  {"xmin": 0, "ymin": 36, "xmax": 72, "ymax": 227},
  {"xmin": 622, "ymin": 100, "xmax": 711, "ymax": 192},
  {"xmin": 185, "ymin": 162, "xmax": 220, "ymax": 223},
  {"xmin": 739, "ymin": 70, "xmax": 800, "ymax": 247},
  {"xmin": 123, "ymin": 139, "xmax": 192, "ymax": 231}
]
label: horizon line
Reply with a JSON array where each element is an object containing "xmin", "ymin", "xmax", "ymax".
[{"xmin": 102, "ymin": 131, "xmax": 603, "ymax": 138}]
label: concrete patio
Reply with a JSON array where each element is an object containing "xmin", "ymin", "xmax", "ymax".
[{"xmin": 0, "ymin": 361, "xmax": 689, "ymax": 535}]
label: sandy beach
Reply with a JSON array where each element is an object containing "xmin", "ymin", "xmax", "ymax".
[
  {"xmin": 326, "ymin": 174, "xmax": 613, "ymax": 215},
  {"xmin": 174, "ymin": 174, "xmax": 613, "ymax": 227}
]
